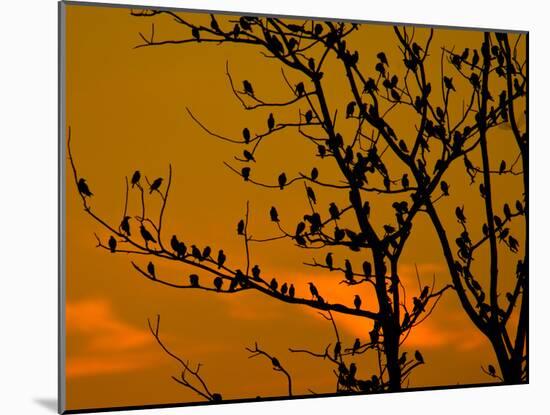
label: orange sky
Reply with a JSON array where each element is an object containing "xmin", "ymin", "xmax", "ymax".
[{"xmin": 63, "ymin": 3, "xmax": 526, "ymax": 411}]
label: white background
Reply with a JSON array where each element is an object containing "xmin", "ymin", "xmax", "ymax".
[{"xmin": 0, "ymin": 0, "xmax": 547, "ymax": 413}]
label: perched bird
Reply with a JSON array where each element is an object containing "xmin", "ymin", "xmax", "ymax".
[
  {"xmin": 242, "ymin": 128, "xmax": 251, "ymax": 143},
  {"xmin": 305, "ymin": 110, "xmax": 313, "ymax": 124},
  {"xmin": 189, "ymin": 274, "xmax": 199, "ymax": 287},
  {"xmin": 270, "ymin": 278, "xmax": 279, "ymax": 292},
  {"xmin": 289, "ymin": 284, "xmax": 295, "ymax": 298},
  {"xmin": 217, "ymin": 250, "xmax": 226, "ymax": 269},
  {"xmin": 243, "ymin": 80, "xmax": 254, "ymax": 95},
  {"xmin": 213, "ymin": 276, "xmax": 223, "ymax": 291},
  {"xmin": 402, "ymin": 174, "xmax": 409, "ymax": 189},
  {"xmin": 377, "ymin": 51, "xmax": 388, "ymax": 65},
  {"xmin": 131, "ymin": 170, "xmax": 141, "ymax": 188},
  {"xmin": 421, "ymin": 285, "xmax": 429, "ymax": 299},
  {"xmin": 278, "ymin": 173, "xmax": 287, "ymax": 190},
  {"xmin": 443, "ymin": 76, "xmax": 455, "ymax": 92},
  {"xmin": 499, "ymin": 160, "xmax": 507, "ymax": 174},
  {"xmin": 202, "ymin": 246, "xmax": 211, "ymax": 261},
  {"xmin": 311, "ymin": 167, "xmax": 319, "ymax": 180},
  {"xmin": 455, "ymin": 206, "xmax": 466, "ymax": 224},
  {"xmin": 352, "ymin": 338, "xmax": 361, "ymax": 355},
  {"xmin": 362, "ymin": 261, "xmax": 372, "ymax": 277},
  {"xmin": 243, "ymin": 150, "xmax": 255, "ymax": 162},
  {"xmin": 306, "ymin": 186, "xmax": 316, "ymax": 204},
  {"xmin": 503, "ymin": 203, "xmax": 512, "ymax": 220},
  {"xmin": 383, "ymin": 224, "xmax": 396, "ymax": 234},
  {"xmin": 140, "ymin": 225, "xmax": 156, "ymax": 244},
  {"xmin": 108, "ymin": 236, "xmax": 117, "ymax": 253},
  {"xmin": 77, "ymin": 178, "xmax": 93, "ymax": 197},
  {"xmin": 488, "ymin": 364, "xmax": 496, "ymax": 376},
  {"xmin": 471, "ymin": 49, "xmax": 480, "ymax": 68},
  {"xmin": 268, "ymin": 113, "xmax": 275, "ymax": 131},
  {"xmin": 398, "ymin": 352, "xmax": 408, "ymax": 366},
  {"xmin": 295, "ymin": 82, "xmax": 305, "ymax": 96},
  {"xmin": 191, "ymin": 245, "xmax": 202, "ymax": 260},
  {"xmin": 237, "ymin": 219, "xmax": 245, "ymax": 235},
  {"xmin": 171, "ymin": 235, "xmax": 181, "ymax": 255},
  {"xmin": 191, "ymin": 27, "xmax": 200, "ymax": 41},
  {"xmin": 349, "ymin": 363, "xmax": 357, "ymax": 379},
  {"xmin": 415, "ymin": 350, "xmax": 424, "ymax": 364},
  {"xmin": 120, "ymin": 216, "xmax": 131, "ymax": 236},
  {"xmin": 252, "ymin": 265, "xmax": 261, "ymax": 280},
  {"xmin": 241, "ymin": 167, "xmax": 251, "ymax": 181},
  {"xmin": 210, "ymin": 15, "xmax": 220, "ymax": 32},
  {"xmin": 270, "ymin": 206, "xmax": 279, "ymax": 222},
  {"xmin": 147, "ymin": 261, "xmax": 155, "ymax": 279},
  {"xmin": 345, "ymin": 259, "xmax": 354, "ymax": 282},
  {"xmin": 334, "ymin": 341, "xmax": 341, "ymax": 359},
  {"xmin": 325, "ymin": 253, "xmax": 333, "ymax": 270},
  {"xmin": 354, "ymin": 294, "xmax": 362, "ymax": 310},
  {"xmin": 281, "ymin": 282, "xmax": 288, "ymax": 295},
  {"xmin": 346, "ymin": 101, "xmax": 356, "ymax": 118},
  {"xmin": 149, "ymin": 178, "xmax": 163, "ymax": 194},
  {"xmin": 271, "ymin": 357, "xmax": 281, "ymax": 368},
  {"xmin": 308, "ymin": 282, "xmax": 319, "ymax": 299},
  {"xmin": 329, "ymin": 202, "xmax": 340, "ymax": 220},
  {"xmin": 508, "ymin": 236, "xmax": 519, "ymax": 252},
  {"xmin": 441, "ymin": 181, "xmax": 450, "ymax": 196}
]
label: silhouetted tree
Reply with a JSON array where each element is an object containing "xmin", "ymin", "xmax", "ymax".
[{"xmin": 68, "ymin": 9, "xmax": 526, "ymax": 398}]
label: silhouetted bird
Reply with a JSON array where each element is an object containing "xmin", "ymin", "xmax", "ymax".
[
  {"xmin": 415, "ymin": 350, "xmax": 424, "ymax": 364},
  {"xmin": 402, "ymin": 312, "xmax": 410, "ymax": 329},
  {"xmin": 237, "ymin": 219, "xmax": 245, "ymax": 235},
  {"xmin": 268, "ymin": 113, "xmax": 275, "ymax": 131},
  {"xmin": 334, "ymin": 341, "xmax": 341, "ymax": 359},
  {"xmin": 120, "ymin": 216, "xmax": 131, "ymax": 236},
  {"xmin": 242, "ymin": 127, "xmax": 251, "ymax": 143},
  {"xmin": 306, "ymin": 186, "xmax": 316, "ymax": 204},
  {"xmin": 252, "ymin": 264, "xmax": 261, "ymax": 280},
  {"xmin": 239, "ymin": 16, "xmax": 251, "ymax": 31},
  {"xmin": 278, "ymin": 173, "xmax": 287, "ymax": 190},
  {"xmin": 402, "ymin": 174, "xmax": 409, "ymax": 189},
  {"xmin": 349, "ymin": 363, "xmax": 357, "ymax": 379},
  {"xmin": 140, "ymin": 225, "xmax": 156, "ymax": 244},
  {"xmin": 508, "ymin": 236, "xmax": 519, "ymax": 252},
  {"xmin": 281, "ymin": 282, "xmax": 288, "ymax": 295},
  {"xmin": 289, "ymin": 284, "xmax": 295, "ymax": 298},
  {"xmin": 325, "ymin": 253, "xmax": 333, "ymax": 270},
  {"xmin": 241, "ymin": 167, "xmax": 251, "ymax": 181},
  {"xmin": 354, "ymin": 294, "xmax": 362, "ymax": 310},
  {"xmin": 295, "ymin": 82, "xmax": 305, "ymax": 96},
  {"xmin": 314, "ymin": 23, "xmax": 323, "ymax": 36},
  {"xmin": 334, "ymin": 226, "xmax": 345, "ymax": 242},
  {"xmin": 108, "ymin": 236, "xmax": 116, "ymax": 253},
  {"xmin": 202, "ymin": 246, "xmax": 211, "ymax": 261},
  {"xmin": 346, "ymin": 101, "xmax": 356, "ymax": 118},
  {"xmin": 217, "ymin": 250, "xmax": 226, "ymax": 269},
  {"xmin": 302, "ymin": 109, "xmax": 314, "ymax": 126},
  {"xmin": 191, "ymin": 245, "xmax": 202, "ymax": 260},
  {"xmin": 189, "ymin": 274, "xmax": 199, "ymax": 287},
  {"xmin": 455, "ymin": 206, "xmax": 466, "ymax": 224},
  {"xmin": 149, "ymin": 178, "xmax": 163, "ymax": 194},
  {"xmin": 421, "ymin": 285, "xmax": 429, "ymax": 299},
  {"xmin": 308, "ymin": 57, "xmax": 315, "ymax": 71},
  {"xmin": 147, "ymin": 261, "xmax": 155, "ymax": 278},
  {"xmin": 398, "ymin": 352, "xmax": 408, "ymax": 366},
  {"xmin": 171, "ymin": 235, "xmax": 181, "ymax": 254},
  {"xmin": 352, "ymin": 338, "xmax": 360, "ymax": 355},
  {"xmin": 362, "ymin": 261, "xmax": 371, "ymax": 277},
  {"xmin": 383, "ymin": 224, "xmax": 396, "ymax": 234},
  {"xmin": 131, "ymin": 170, "xmax": 141, "ymax": 188},
  {"xmin": 329, "ymin": 202, "xmax": 340, "ymax": 220},
  {"xmin": 311, "ymin": 167, "xmax": 319, "ymax": 180},
  {"xmin": 377, "ymin": 51, "xmax": 388, "ymax": 65},
  {"xmin": 211, "ymin": 393, "xmax": 222, "ymax": 402},
  {"xmin": 191, "ymin": 26, "xmax": 200, "ymax": 41},
  {"xmin": 210, "ymin": 15, "xmax": 220, "ymax": 32},
  {"xmin": 443, "ymin": 76, "xmax": 455, "ymax": 92},
  {"xmin": 243, "ymin": 80, "xmax": 254, "ymax": 95},
  {"xmin": 214, "ymin": 276, "xmax": 223, "ymax": 291},
  {"xmin": 441, "ymin": 181, "xmax": 449, "ymax": 196},
  {"xmin": 503, "ymin": 203, "xmax": 512, "ymax": 220},
  {"xmin": 271, "ymin": 357, "xmax": 281, "ymax": 368},
  {"xmin": 488, "ymin": 364, "xmax": 496, "ymax": 376},
  {"xmin": 499, "ymin": 160, "xmax": 506, "ymax": 174},
  {"xmin": 471, "ymin": 49, "xmax": 479, "ymax": 67},
  {"xmin": 398, "ymin": 140, "xmax": 409, "ymax": 153},
  {"xmin": 77, "ymin": 178, "xmax": 93, "ymax": 197},
  {"xmin": 270, "ymin": 278, "xmax": 278, "ymax": 292},
  {"xmin": 243, "ymin": 150, "xmax": 255, "ymax": 162},
  {"xmin": 308, "ymin": 282, "xmax": 319, "ymax": 299},
  {"xmin": 345, "ymin": 260, "xmax": 354, "ymax": 282}
]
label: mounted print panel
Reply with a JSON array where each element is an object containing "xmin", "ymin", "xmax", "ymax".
[{"xmin": 59, "ymin": 1, "xmax": 528, "ymax": 413}]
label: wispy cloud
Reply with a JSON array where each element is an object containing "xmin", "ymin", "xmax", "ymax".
[{"xmin": 66, "ymin": 299, "xmax": 158, "ymax": 378}]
